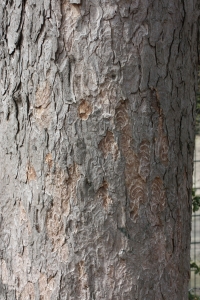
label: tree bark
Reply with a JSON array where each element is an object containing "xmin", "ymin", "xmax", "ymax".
[{"xmin": 0, "ymin": 0, "xmax": 199, "ymax": 299}]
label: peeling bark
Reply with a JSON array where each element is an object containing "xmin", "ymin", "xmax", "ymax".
[{"xmin": 0, "ymin": 0, "xmax": 199, "ymax": 299}]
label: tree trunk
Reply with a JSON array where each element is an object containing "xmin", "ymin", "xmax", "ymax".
[{"xmin": 0, "ymin": 0, "xmax": 199, "ymax": 299}]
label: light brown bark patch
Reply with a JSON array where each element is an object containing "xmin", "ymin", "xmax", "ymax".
[
  {"xmin": 19, "ymin": 201, "xmax": 32, "ymax": 234},
  {"xmin": 149, "ymin": 177, "xmax": 166, "ymax": 226},
  {"xmin": 78, "ymin": 261, "xmax": 85, "ymax": 278},
  {"xmin": 11, "ymin": 247, "xmax": 32, "ymax": 298},
  {"xmin": 156, "ymin": 115, "xmax": 169, "ymax": 165},
  {"xmin": 1, "ymin": 260, "xmax": 9, "ymax": 285},
  {"xmin": 98, "ymin": 131, "xmax": 118, "ymax": 160},
  {"xmin": 20, "ymin": 283, "xmax": 35, "ymax": 300},
  {"xmin": 129, "ymin": 178, "xmax": 146, "ymax": 222},
  {"xmin": 59, "ymin": 0, "xmax": 81, "ymax": 53},
  {"xmin": 1, "ymin": 243, "xmax": 33, "ymax": 295},
  {"xmin": 26, "ymin": 164, "xmax": 37, "ymax": 181},
  {"xmin": 76, "ymin": 261, "xmax": 88, "ymax": 294},
  {"xmin": 62, "ymin": 163, "xmax": 80, "ymax": 213},
  {"xmin": 124, "ymin": 149, "xmax": 138, "ymax": 187},
  {"xmin": 115, "ymin": 102, "xmax": 129, "ymax": 130},
  {"xmin": 46, "ymin": 164, "xmax": 80, "ymax": 255},
  {"xmin": 158, "ymin": 135, "xmax": 169, "ymax": 165},
  {"xmin": 34, "ymin": 82, "xmax": 52, "ymax": 128},
  {"xmin": 34, "ymin": 105, "xmax": 52, "ymax": 128},
  {"xmin": 115, "ymin": 102, "xmax": 147, "ymax": 222},
  {"xmin": 105, "ymin": 265, "xmax": 115, "ymax": 296},
  {"xmin": 150, "ymin": 88, "xmax": 161, "ymax": 115},
  {"xmin": 35, "ymin": 82, "xmax": 51, "ymax": 108},
  {"xmin": 45, "ymin": 153, "xmax": 53, "ymax": 168},
  {"xmin": 39, "ymin": 273, "xmax": 55, "ymax": 300},
  {"xmin": 97, "ymin": 181, "xmax": 113, "ymax": 210},
  {"xmin": 138, "ymin": 140, "xmax": 150, "ymax": 181},
  {"xmin": 60, "ymin": 243, "xmax": 69, "ymax": 263},
  {"xmin": 63, "ymin": 1, "xmax": 81, "ymax": 18},
  {"xmin": 151, "ymin": 89, "xmax": 169, "ymax": 165},
  {"xmin": 78, "ymin": 100, "xmax": 92, "ymax": 120},
  {"xmin": 47, "ymin": 207, "xmax": 64, "ymax": 248}
]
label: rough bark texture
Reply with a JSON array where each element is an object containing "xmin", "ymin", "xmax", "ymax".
[{"xmin": 0, "ymin": 0, "xmax": 199, "ymax": 299}]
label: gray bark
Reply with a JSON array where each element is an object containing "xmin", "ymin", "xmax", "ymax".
[{"xmin": 0, "ymin": 0, "xmax": 199, "ymax": 299}]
